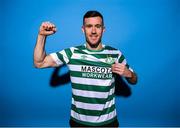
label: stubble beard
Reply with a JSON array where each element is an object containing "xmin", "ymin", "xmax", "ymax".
[
  {"xmin": 85, "ymin": 33, "xmax": 103, "ymax": 49},
  {"xmin": 86, "ymin": 39, "xmax": 101, "ymax": 48}
]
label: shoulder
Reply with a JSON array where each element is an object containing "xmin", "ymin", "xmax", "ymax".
[
  {"xmin": 74, "ymin": 44, "xmax": 86, "ymax": 50},
  {"xmin": 104, "ymin": 45, "xmax": 123, "ymax": 54},
  {"xmin": 104, "ymin": 45, "xmax": 118, "ymax": 50},
  {"xmin": 62, "ymin": 45, "xmax": 84, "ymax": 52}
]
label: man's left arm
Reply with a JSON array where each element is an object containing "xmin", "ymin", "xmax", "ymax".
[
  {"xmin": 112, "ymin": 62, "xmax": 137, "ymax": 85},
  {"xmin": 125, "ymin": 71, "xmax": 137, "ymax": 85}
]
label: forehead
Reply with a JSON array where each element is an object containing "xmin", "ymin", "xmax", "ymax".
[{"xmin": 84, "ymin": 16, "xmax": 103, "ymax": 25}]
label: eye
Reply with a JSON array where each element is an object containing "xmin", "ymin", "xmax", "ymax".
[
  {"xmin": 95, "ymin": 24, "xmax": 102, "ymax": 28},
  {"xmin": 85, "ymin": 24, "xmax": 92, "ymax": 28}
]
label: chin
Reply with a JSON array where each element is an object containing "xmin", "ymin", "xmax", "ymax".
[
  {"xmin": 89, "ymin": 42, "xmax": 99, "ymax": 46},
  {"xmin": 90, "ymin": 40, "xmax": 100, "ymax": 45},
  {"xmin": 86, "ymin": 38, "xmax": 101, "ymax": 47}
]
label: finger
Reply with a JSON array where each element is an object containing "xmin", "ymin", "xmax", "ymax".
[
  {"xmin": 119, "ymin": 63, "xmax": 126, "ymax": 67},
  {"xmin": 47, "ymin": 22, "xmax": 54, "ymax": 28},
  {"xmin": 52, "ymin": 27, "xmax": 57, "ymax": 32},
  {"xmin": 112, "ymin": 64, "xmax": 122, "ymax": 69},
  {"xmin": 47, "ymin": 22, "xmax": 55, "ymax": 28},
  {"xmin": 48, "ymin": 24, "xmax": 56, "ymax": 31},
  {"xmin": 112, "ymin": 70, "xmax": 122, "ymax": 75},
  {"xmin": 45, "ymin": 23, "xmax": 52, "ymax": 29},
  {"xmin": 42, "ymin": 22, "xmax": 50, "ymax": 27},
  {"xmin": 51, "ymin": 24, "xmax": 55, "ymax": 28},
  {"xmin": 112, "ymin": 63, "xmax": 119, "ymax": 67},
  {"xmin": 112, "ymin": 68, "xmax": 123, "ymax": 73},
  {"xmin": 41, "ymin": 23, "xmax": 49, "ymax": 30},
  {"xmin": 112, "ymin": 66, "xmax": 125, "ymax": 72},
  {"xmin": 116, "ymin": 63, "xmax": 126, "ymax": 69},
  {"xmin": 42, "ymin": 22, "xmax": 53, "ymax": 29},
  {"xmin": 112, "ymin": 68, "xmax": 125, "ymax": 75}
]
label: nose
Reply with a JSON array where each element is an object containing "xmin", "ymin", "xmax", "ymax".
[{"xmin": 91, "ymin": 26, "xmax": 96, "ymax": 34}]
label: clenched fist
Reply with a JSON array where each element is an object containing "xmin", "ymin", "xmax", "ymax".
[{"xmin": 39, "ymin": 21, "xmax": 57, "ymax": 36}]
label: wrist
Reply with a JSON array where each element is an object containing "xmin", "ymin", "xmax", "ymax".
[
  {"xmin": 38, "ymin": 33, "xmax": 47, "ymax": 37},
  {"xmin": 38, "ymin": 34, "xmax": 47, "ymax": 42},
  {"xmin": 126, "ymin": 70, "xmax": 133, "ymax": 78},
  {"xmin": 126, "ymin": 71, "xmax": 137, "ymax": 85}
]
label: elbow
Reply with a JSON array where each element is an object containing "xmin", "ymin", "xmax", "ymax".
[
  {"xmin": 129, "ymin": 79, "xmax": 138, "ymax": 85},
  {"xmin": 127, "ymin": 78, "xmax": 138, "ymax": 85},
  {"xmin": 33, "ymin": 61, "xmax": 43, "ymax": 68},
  {"xmin": 34, "ymin": 63, "xmax": 41, "ymax": 68}
]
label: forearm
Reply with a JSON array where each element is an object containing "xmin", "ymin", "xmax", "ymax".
[
  {"xmin": 125, "ymin": 71, "xmax": 137, "ymax": 85},
  {"xmin": 33, "ymin": 34, "xmax": 47, "ymax": 67}
]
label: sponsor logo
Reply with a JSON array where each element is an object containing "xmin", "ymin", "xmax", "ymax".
[{"xmin": 81, "ymin": 66, "xmax": 112, "ymax": 79}]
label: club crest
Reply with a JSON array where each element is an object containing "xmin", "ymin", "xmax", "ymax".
[{"xmin": 105, "ymin": 56, "xmax": 115, "ymax": 64}]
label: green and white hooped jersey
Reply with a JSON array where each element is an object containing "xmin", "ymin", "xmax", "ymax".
[{"xmin": 50, "ymin": 44, "xmax": 133, "ymax": 126}]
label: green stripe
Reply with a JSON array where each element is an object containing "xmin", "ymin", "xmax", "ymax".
[
  {"xmin": 64, "ymin": 48, "xmax": 72, "ymax": 59},
  {"xmin": 72, "ymin": 94, "xmax": 114, "ymax": 104},
  {"xmin": 72, "ymin": 83, "xmax": 114, "ymax": 92},
  {"xmin": 70, "ymin": 71, "xmax": 113, "ymax": 80},
  {"xmin": 104, "ymin": 46, "xmax": 118, "ymax": 50},
  {"xmin": 92, "ymin": 54, "xmax": 118, "ymax": 59},
  {"xmin": 71, "ymin": 104, "xmax": 115, "ymax": 116},
  {"xmin": 75, "ymin": 45, "xmax": 86, "ymax": 50},
  {"xmin": 56, "ymin": 52, "xmax": 66, "ymax": 64},
  {"xmin": 74, "ymin": 49, "xmax": 87, "ymax": 54},
  {"xmin": 70, "ymin": 59, "xmax": 111, "ymax": 67},
  {"xmin": 118, "ymin": 54, "xmax": 125, "ymax": 63},
  {"xmin": 74, "ymin": 50, "xmax": 118, "ymax": 59}
]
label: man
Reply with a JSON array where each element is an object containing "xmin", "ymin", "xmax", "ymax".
[{"xmin": 34, "ymin": 10, "xmax": 137, "ymax": 127}]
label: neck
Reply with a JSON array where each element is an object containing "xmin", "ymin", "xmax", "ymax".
[{"xmin": 86, "ymin": 42, "xmax": 103, "ymax": 51}]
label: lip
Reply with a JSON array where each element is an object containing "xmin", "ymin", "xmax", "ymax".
[{"xmin": 90, "ymin": 35, "xmax": 98, "ymax": 40}]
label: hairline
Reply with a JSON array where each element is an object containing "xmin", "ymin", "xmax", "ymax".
[{"xmin": 83, "ymin": 16, "xmax": 104, "ymax": 26}]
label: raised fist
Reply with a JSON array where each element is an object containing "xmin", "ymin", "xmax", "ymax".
[{"xmin": 39, "ymin": 21, "xmax": 57, "ymax": 36}]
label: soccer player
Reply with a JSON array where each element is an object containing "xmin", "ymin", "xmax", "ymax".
[{"xmin": 33, "ymin": 10, "xmax": 137, "ymax": 127}]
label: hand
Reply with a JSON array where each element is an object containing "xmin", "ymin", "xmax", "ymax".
[
  {"xmin": 111, "ymin": 62, "xmax": 132, "ymax": 78},
  {"xmin": 39, "ymin": 21, "xmax": 57, "ymax": 36}
]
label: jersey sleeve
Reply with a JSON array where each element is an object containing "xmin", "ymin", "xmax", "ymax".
[
  {"xmin": 117, "ymin": 51, "xmax": 134, "ymax": 72},
  {"xmin": 50, "ymin": 47, "xmax": 74, "ymax": 66}
]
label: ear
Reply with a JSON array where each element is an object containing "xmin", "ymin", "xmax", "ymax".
[
  {"xmin": 82, "ymin": 26, "xmax": 85, "ymax": 33},
  {"xmin": 103, "ymin": 26, "xmax": 105, "ymax": 33}
]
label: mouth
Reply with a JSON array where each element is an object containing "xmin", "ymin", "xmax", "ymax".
[{"xmin": 90, "ymin": 35, "xmax": 98, "ymax": 40}]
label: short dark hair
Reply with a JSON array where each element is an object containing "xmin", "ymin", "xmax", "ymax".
[{"xmin": 83, "ymin": 10, "xmax": 104, "ymax": 25}]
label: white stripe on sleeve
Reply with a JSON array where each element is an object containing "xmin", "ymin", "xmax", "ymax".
[{"xmin": 50, "ymin": 53, "xmax": 63, "ymax": 66}]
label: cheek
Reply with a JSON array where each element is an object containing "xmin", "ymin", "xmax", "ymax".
[
  {"xmin": 84, "ymin": 29, "xmax": 91, "ymax": 35},
  {"xmin": 97, "ymin": 31, "xmax": 103, "ymax": 36},
  {"xmin": 98, "ymin": 29, "xmax": 104, "ymax": 34}
]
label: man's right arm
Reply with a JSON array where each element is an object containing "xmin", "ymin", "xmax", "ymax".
[{"xmin": 33, "ymin": 21, "xmax": 58, "ymax": 68}]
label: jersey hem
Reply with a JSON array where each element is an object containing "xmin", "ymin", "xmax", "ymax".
[{"xmin": 70, "ymin": 116, "xmax": 117, "ymax": 126}]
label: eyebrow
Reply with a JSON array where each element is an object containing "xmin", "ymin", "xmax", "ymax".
[{"xmin": 84, "ymin": 24, "xmax": 103, "ymax": 27}]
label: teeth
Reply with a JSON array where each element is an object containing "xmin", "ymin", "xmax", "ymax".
[
  {"xmin": 90, "ymin": 35, "xmax": 97, "ymax": 37},
  {"xmin": 91, "ymin": 36, "xmax": 97, "ymax": 38}
]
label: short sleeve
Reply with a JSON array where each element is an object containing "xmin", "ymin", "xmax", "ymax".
[
  {"xmin": 50, "ymin": 52, "xmax": 64, "ymax": 66},
  {"xmin": 50, "ymin": 47, "xmax": 74, "ymax": 66}
]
